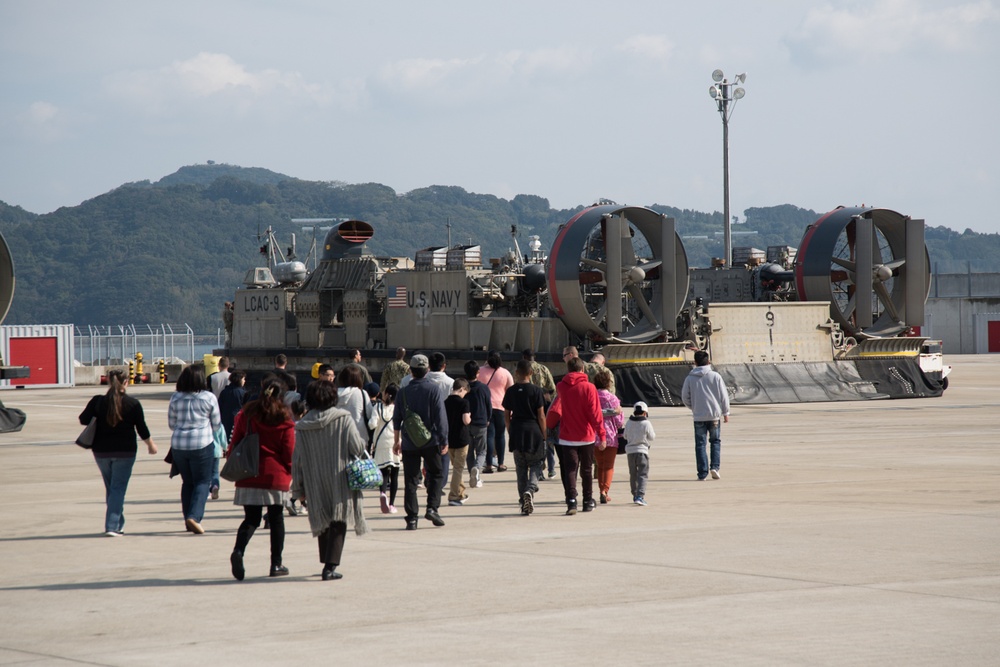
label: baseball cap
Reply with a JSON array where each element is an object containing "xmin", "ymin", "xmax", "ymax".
[
  {"xmin": 634, "ymin": 401, "xmax": 648, "ymax": 413},
  {"xmin": 410, "ymin": 354, "xmax": 429, "ymax": 370}
]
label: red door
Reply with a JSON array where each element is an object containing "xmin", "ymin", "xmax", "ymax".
[
  {"xmin": 9, "ymin": 337, "xmax": 57, "ymax": 384},
  {"xmin": 989, "ymin": 321, "xmax": 1000, "ymax": 353}
]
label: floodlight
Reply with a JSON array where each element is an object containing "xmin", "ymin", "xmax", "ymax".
[
  {"xmin": 712, "ymin": 69, "xmax": 724, "ymax": 82},
  {"xmin": 733, "ymin": 87, "xmax": 745, "ymax": 100},
  {"xmin": 735, "ymin": 72, "xmax": 747, "ymax": 84},
  {"xmin": 709, "ymin": 86, "xmax": 719, "ymax": 99}
]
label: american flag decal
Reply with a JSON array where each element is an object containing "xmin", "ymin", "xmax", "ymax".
[{"xmin": 388, "ymin": 285, "xmax": 407, "ymax": 308}]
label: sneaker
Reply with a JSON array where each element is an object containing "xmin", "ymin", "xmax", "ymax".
[
  {"xmin": 566, "ymin": 499, "xmax": 577, "ymax": 516},
  {"xmin": 522, "ymin": 492, "xmax": 534, "ymax": 515},
  {"xmin": 582, "ymin": 498, "xmax": 596, "ymax": 512},
  {"xmin": 548, "ymin": 472, "xmax": 556, "ymax": 479},
  {"xmin": 470, "ymin": 467, "xmax": 481, "ymax": 488},
  {"xmin": 635, "ymin": 497, "xmax": 647, "ymax": 506},
  {"xmin": 210, "ymin": 485, "xmax": 220, "ymax": 500},
  {"xmin": 285, "ymin": 500, "xmax": 299, "ymax": 517},
  {"xmin": 483, "ymin": 466, "xmax": 495, "ymax": 474},
  {"xmin": 380, "ymin": 493, "xmax": 391, "ymax": 514},
  {"xmin": 711, "ymin": 469, "xmax": 721, "ymax": 479},
  {"xmin": 448, "ymin": 498, "xmax": 465, "ymax": 506},
  {"xmin": 103, "ymin": 530, "xmax": 123, "ymax": 537},
  {"xmin": 388, "ymin": 505, "xmax": 398, "ymax": 514}
]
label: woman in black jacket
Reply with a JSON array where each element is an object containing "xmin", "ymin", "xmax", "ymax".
[{"xmin": 79, "ymin": 369, "xmax": 158, "ymax": 536}]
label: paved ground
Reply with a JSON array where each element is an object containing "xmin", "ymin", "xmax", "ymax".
[{"xmin": 0, "ymin": 355, "xmax": 997, "ymax": 666}]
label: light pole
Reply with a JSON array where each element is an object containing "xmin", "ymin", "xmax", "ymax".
[{"xmin": 709, "ymin": 69, "xmax": 746, "ymax": 268}]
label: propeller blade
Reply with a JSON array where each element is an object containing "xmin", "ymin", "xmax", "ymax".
[
  {"xmin": 831, "ymin": 257, "xmax": 855, "ymax": 271},
  {"xmin": 874, "ymin": 281, "xmax": 901, "ymax": 323},
  {"xmin": 628, "ymin": 284, "xmax": 659, "ymax": 329}
]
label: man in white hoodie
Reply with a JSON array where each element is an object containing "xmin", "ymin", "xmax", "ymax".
[{"xmin": 681, "ymin": 351, "xmax": 731, "ymax": 481}]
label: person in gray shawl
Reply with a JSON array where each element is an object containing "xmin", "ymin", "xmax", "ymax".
[{"xmin": 291, "ymin": 380, "xmax": 369, "ymax": 581}]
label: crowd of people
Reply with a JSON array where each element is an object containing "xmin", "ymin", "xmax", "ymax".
[{"xmin": 78, "ymin": 346, "xmax": 731, "ymax": 580}]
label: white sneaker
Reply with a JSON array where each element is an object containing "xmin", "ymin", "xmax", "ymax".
[
  {"xmin": 470, "ymin": 467, "xmax": 481, "ymax": 488},
  {"xmin": 710, "ymin": 469, "xmax": 720, "ymax": 479},
  {"xmin": 104, "ymin": 530, "xmax": 123, "ymax": 537}
]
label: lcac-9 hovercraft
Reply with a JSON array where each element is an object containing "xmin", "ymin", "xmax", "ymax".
[{"xmin": 221, "ymin": 203, "xmax": 949, "ymax": 406}]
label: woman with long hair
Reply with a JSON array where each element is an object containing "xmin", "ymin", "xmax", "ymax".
[
  {"xmin": 228, "ymin": 378, "xmax": 296, "ymax": 580},
  {"xmin": 167, "ymin": 365, "xmax": 222, "ymax": 534},
  {"xmin": 369, "ymin": 383, "xmax": 400, "ymax": 513},
  {"xmin": 336, "ymin": 364, "xmax": 371, "ymax": 444},
  {"xmin": 79, "ymin": 369, "xmax": 158, "ymax": 536},
  {"xmin": 292, "ymin": 380, "xmax": 369, "ymax": 581}
]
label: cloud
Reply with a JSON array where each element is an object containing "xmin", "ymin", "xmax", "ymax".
[
  {"xmin": 788, "ymin": 0, "xmax": 1000, "ymax": 64},
  {"xmin": 18, "ymin": 101, "xmax": 67, "ymax": 142},
  {"xmin": 103, "ymin": 52, "xmax": 359, "ymax": 115},
  {"xmin": 374, "ymin": 46, "xmax": 590, "ymax": 107},
  {"xmin": 615, "ymin": 34, "xmax": 674, "ymax": 66}
]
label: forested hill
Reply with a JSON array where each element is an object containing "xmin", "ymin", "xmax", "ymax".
[{"xmin": 0, "ymin": 163, "xmax": 996, "ymax": 332}]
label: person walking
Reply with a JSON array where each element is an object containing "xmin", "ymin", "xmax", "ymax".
[
  {"xmin": 336, "ymin": 365, "xmax": 372, "ymax": 445},
  {"xmin": 503, "ymin": 360, "xmax": 547, "ymax": 515},
  {"xmin": 392, "ymin": 354, "xmax": 448, "ymax": 530},
  {"xmin": 443, "ymin": 377, "xmax": 471, "ymax": 507},
  {"xmin": 292, "ymin": 380, "xmax": 369, "ymax": 581},
  {"xmin": 228, "ymin": 379, "xmax": 296, "ymax": 580},
  {"xmin": 681, "ymin": 351, "xmax": 731, "ymax": 481},
  {"xmin": 623, "ymin": 401, "xmax": 656, "ymax": 505},
  {"xmin": 167, "ymin": 365, "xmax": 222, "ymax": 534},
  {"xmin": 218, "ymin": 371, "xmax": 247, "ymax": 441},
  {"xmin": 546, "ymin": 356, "xmax": 605, "ymax": 515},
  {"xmin": 78, "ymin": 368, "xmax": 158, "ymax": 536},
  {"xmin": 478, "ymin": 350, "xmax": 514, "ymax": 473},
  {"xmin": 369, "ymin": 384, "xmax": 400, "ymax": 514},
  {"xmin": 463, "ymin": 360, "xmax": 491, "ymax": 489},
  {"xmin": 594, "ymin": 369, "xmax": 624, "ymax": 504},
  {"xmin": 380, "ymin": 347, "xmax": 409, "ymax": 394}
]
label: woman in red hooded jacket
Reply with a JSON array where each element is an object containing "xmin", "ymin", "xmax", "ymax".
[{"xmin": 227, "ymin": 378, "xmax": 296, "ymax": 580}]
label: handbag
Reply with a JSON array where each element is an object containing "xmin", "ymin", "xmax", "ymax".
[
  {"xmin": 616, "ymin": 427, "xmax": 628, "ymax": 455},
  {"xmin": 221, "ymin": 420, "xmax": 260, "ymax": 482},
  {"xmin": 399, "ymin": 388, "xmax": 433, "ymax": 448},
  {"xmin": 76, "ymin": 417, "xmax": 97, "ymax": 449},
  {"xmin": 347, "ymin": 449, "xmax": 383, "ymax": 490}
]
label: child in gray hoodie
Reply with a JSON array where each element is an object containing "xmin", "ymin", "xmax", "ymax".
[{"xmin": 623, "ymin": 401, "xmax": 656, "ymax": 506}]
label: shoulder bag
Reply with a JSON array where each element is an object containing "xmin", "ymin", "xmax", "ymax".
[
  {"xmin": 399, "ymin": 387, "xmax": 433, "ymax": 448},
  {"xmin": 76, "ymin": 417, "xmax": 97, "ymax": 449},
  {"xmin": 221, "ymin": 419, "xmax": 260, "ymax": 482}
]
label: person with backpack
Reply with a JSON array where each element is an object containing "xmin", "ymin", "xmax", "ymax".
[{"xmin": 392, "ymin": 354, "xmax": 449, "ymax": 530}]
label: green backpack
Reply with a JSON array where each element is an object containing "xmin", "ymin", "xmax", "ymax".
[{"xmin": 399, "ymin": 387, "xmax": 433, "ymax": 448}]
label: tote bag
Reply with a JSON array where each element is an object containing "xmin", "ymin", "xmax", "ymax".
[{"xmin": 347, "ymin": 449, "xmax": 383, "ymax": 490}]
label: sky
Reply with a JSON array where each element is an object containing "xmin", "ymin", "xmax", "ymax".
[{"xmin": 1, "ymin": 0, "xmax": 998, "ymax": 234}]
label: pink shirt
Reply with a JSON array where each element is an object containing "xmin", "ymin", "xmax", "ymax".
[{"xmin": 478, "ymin": 365, "xmax": 514, "ymax": 410}]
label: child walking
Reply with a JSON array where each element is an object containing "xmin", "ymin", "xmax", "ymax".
[
  {"xmin": 369, "ymin": 384, "xmax": 400, "ymax": 514},
  {"xmin": 623, "ymin": 401, "xmax": 655, "ymax": 506}
]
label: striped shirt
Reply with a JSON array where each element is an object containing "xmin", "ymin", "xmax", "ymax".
[{"xmin": 168, "ymin": 390, "xmax": 222, "ymax": 451}]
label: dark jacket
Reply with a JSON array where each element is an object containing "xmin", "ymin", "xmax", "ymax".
[
  {"xmin": 218, "ymin": 385, "xmax": 247, "ymax": 439},
  {"xmin": 79, "ymin": 393, "xmax": 151, "ymax": 458},
  {"xmin": 466, "ymin": 380, "xmax": 492, "ymax": 427},
  {"xmin": 228, "ymin": 411, "xmax": 295, "ymax": 491},
  {"xmin": 392, "ymin": 376, "xmax": 449, "ymax": 451}
]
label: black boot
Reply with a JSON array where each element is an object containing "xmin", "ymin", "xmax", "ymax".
[{"xmin": 322, "ymin": 563, "xmax": 343, "ymax": 581}]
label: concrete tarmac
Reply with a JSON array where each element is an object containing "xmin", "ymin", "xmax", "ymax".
[{"xmin": 0, "ymin": 355, "xmax": 997, "ymax": 666}]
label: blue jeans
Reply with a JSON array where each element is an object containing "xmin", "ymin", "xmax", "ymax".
[
  {"xmin": 211, "ymin": 457, "xmax": 221, "ymax": 490},
  {"xmin": 694, "ymin": 420, "xmax": 721, "ymax": 479},
  {"xmin": 486, "ymin": 409, "xmax": 506, "ymax": 467},
  {"xmin": 171, "ymin": 444, "xmax": 214, "ymax": 522},
  {"xmin": 94, "ymin": 456, "xmax": 135, "ymax": 533},
  {"xmin": 466, "ymin": 424, "xmax": 487, "ymax": 472}
]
